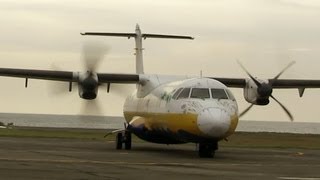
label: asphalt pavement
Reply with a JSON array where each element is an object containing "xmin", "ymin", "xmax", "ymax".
[{"xmin": 0, "ymin": 137, "xmax": 319, "ymax": 180}]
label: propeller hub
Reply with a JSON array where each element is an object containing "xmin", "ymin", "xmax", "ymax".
[
  {"xmin": 78, "ymin": 72, "xmax": 99, "ymax": 100},
  {"xmin": 256, "ymin": 98, "xmax": 270, "ymax": 105},
  {"xmin": 82, "ymin": 75, "xmax": 98, "ymax": 91},
  {"xmin": 258, "ymin": 83, "xmax": 273, "ymax": 97}
]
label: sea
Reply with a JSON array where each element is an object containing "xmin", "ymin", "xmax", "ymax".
[{"xmin": 0, "ymin": 113, "xmax": 319, "ymax": 134}]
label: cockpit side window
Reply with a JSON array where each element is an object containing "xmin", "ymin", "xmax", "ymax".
[
  {"xmin": 190, "ymin": 88, "xmax": 210, "ymax": 99},
  {"xmin": 177, "ymin": 88, "xmax": 191, "ymax": 99},
  {"xmin": 211, "ymin": 89, "xmax": 229, "ymax": 99},
  {"xmin": 172, "ymin": 88, "xmax": 183, "ymax": 99}
]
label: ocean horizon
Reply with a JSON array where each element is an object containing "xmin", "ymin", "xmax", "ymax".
[{"xmin": 0, "ymin": 113, "xmax": 319, "ymax": 134}]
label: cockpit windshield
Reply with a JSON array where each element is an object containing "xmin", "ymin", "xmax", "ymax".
[
  {"xmin": 172, "ymin": 88, "xmax": 183, "ymax": 99},
  {"xmin": 211, "ymin": 89, "xmax": 228, "ymax": 99},
  {"xmin": 190, "ymin": 88, "xmax": 210, "ymax": 99},
  {"xmin": 177, "ymin": 88, "xmax": 190, "ymax": 99},
  {"xmin": 172, "ymin": 87, "xmax": 232, "ymax": 100}
]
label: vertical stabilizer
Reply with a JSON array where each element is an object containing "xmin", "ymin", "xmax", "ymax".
[{"xmin": 134, "ymin": 24, "xmax": 144, "ymax": 74}]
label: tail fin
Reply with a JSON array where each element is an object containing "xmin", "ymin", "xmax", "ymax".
[{"xmin": 81, "ymin": 24, "xmax": 194, "ymax": 74}]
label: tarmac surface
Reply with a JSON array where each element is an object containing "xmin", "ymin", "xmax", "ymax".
[{"xmin": 1, "ymin": 137, "xmax": 320, "ymax": 180}]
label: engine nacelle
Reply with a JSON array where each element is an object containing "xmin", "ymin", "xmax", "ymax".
[
  {"xmin": 244, "ymin": 79, "xmax": 270, "ymax": 105},
  {"xmin": 78, "ymin": 72, "xmax": 99, "ymax": 100}
]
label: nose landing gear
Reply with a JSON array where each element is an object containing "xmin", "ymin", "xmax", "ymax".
[
  {"xmin": 198, "ymin": 142, "xmax": 218, "ymax": 158},
  {"xmin": 116, "ymin": 131, "xmax": 132, "ymax": 150}
]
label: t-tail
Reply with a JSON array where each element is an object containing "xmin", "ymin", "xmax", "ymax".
[{"xmin": 81, "ymin": 24, "xmax": 194, "ymax": 74}]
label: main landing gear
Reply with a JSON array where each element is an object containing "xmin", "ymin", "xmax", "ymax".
[
  {"xmin": 116, "ymin": 131, "xmax": 132, "ymax": 150},
  {"xmin": 198, "ymin": 142, "xmax": 218, "ymax": 158}
]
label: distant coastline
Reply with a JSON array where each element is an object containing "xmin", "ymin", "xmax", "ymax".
[{"xmin": 0, "ymin": 113, "xmax": 319, "ymax": 134}]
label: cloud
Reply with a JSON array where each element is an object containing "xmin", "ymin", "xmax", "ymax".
[
  {"xmin": 288, "ymin": 48, "xmax": 312, "ymax": 52},
  {"xmin": 280, "ymin": 0, "xmax": 320, "ymax": 8}
]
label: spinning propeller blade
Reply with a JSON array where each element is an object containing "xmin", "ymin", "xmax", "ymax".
[
  {"xmin": 270, "ymin": 95, "xmax": 293, "ymax": 121},
  {"xmin": 48, "ymin": 41, "xmax": 109, "ymax": 115},
  {"xmin": 239, "ymin": 104, "xmax": 254, "ymax": 118},
  {"xmin": 82, "ymin": 40, "xmax": 109, "ymax": 72},
  {"xmin": 270, "ymin": 61, "xmax": 296, "ymax": 85},
  {"xmin": 237, "ymin": 61, "xmax": 261, "ymax": 87}
]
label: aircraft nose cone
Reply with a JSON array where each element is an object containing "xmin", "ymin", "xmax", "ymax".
[{"xmin": 197, "ymin": 108, "xmax": 231, "ymax": 139}]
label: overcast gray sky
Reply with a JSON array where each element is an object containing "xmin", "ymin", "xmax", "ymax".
[{"xmin": 0, "ymin": 0, "xmax": 320, "ymax": 122}]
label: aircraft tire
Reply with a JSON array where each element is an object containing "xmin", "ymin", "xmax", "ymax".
[
  {"xmin": 124, "ymin": 132, "xmax": 132, "ymax": 150},
  {"xmin": 198, "ymin": 143, "xmax": 217, "ymax": 158},
  {"xmin": 116, "ymin": 132, "xmax": 123, "ymax": 150}
]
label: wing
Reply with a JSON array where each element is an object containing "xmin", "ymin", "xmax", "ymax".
[
  {"xmin": 211, "ymin": 78, "xmax": 246, "ymax": 88},
  {"xmin": 97, "ymin": 73, "xmax": 139, "ymax": 84},
  {"xmin": 270, "ymin": 79, "xmax": 320, "ymax": 88},
  {"xmin": 0, "ymin": 68, "xmax": 140, "ymax": 84},
  {"xmin": 210, "ymin": 77, "xmax": 320, "ymax": 89},
  {"xmin": 0, "ymin": 68, "xmax": 74, "ymax": 81}
]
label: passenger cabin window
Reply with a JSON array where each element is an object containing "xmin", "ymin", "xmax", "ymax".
[
  {"xmin": 177, "ymin": 88, "xmax": 190, "ymax": 99},
  {"xmin": 172, "ymin": 88, "xmax": 183, "ymax": 99},
  {"xmin": 190, "ymin": 88, "xmax": 210, "ymax": 99},
  {"xmin": 211, "ymin": 89, "xmax": 229, "ymax": 99}
]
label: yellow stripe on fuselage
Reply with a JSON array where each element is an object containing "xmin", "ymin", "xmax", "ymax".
[
  {"xmin": 124, "ymin": 111, "xmax": 204, "ymax": 136},
  {"xmin": 225, "ymin": 114, "xmax": 239, "ymax": 137},
  {"xmin": 124, "ymin": 111, "xmax": 239, "ymax": 141}
]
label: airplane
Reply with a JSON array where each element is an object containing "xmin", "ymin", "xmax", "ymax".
[
  {"xmin": 0, "ymin": 121, "xmax": 6, "ymax": 129},
  {"xmin": 1, "ymin": 24, "xmax": 320, "ymax": 158},
  {"xmin": 0, "ymin": 122, "xmax": 13, "ymax": 129}
]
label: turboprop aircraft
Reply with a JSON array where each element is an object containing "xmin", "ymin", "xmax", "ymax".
[{"xmin": 1, "ymin": 24, "xmax": 320, "ymax": 158}]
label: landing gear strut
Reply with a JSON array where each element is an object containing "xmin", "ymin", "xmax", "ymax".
[
  {"xmin": 198, "ymin": 142, "xmax": 218, "ymax": 158},
  {"xmin": 116, "ymin": 131, "xmax": 132, "ymax": 150}
]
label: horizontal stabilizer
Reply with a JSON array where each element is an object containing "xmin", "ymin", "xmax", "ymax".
[
  {"xmin": 81, "ymin": 32, "xmax": 136, "ymax": 38},
  {"xmin": 142, "ymin": 34, "xmax": 194, "ymax": 40},
  {"xmin": 81, "ymin": 32, "xmax": 194, "ymax": 40}
]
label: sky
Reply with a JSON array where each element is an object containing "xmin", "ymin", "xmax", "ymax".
[{"xmin": 0, "ymin": 0, "xmax": 320, "ymax": 122}]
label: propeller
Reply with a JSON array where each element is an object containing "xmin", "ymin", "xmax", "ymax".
[
  {"xmin": 79, "ymin": 40, "xmax": 109, "ymax": 115},
  {"xmin": 48, "ymin": 40, "xmax": 131, "ymax": 116},
  {"xmin": 82, "ymin": 40, "xmax": 109, "ymax": 72},
  {"xmin": 238, "ymin": 61, "xmax": 295, "ymax": 121},
  {"xmin": 239, "ymin": 104, "xmax": 254, "ymax": 118},
  {"xmin": 80, "ymin": 98, "xmax": 103, "ymax": 116},
  {"xmin": 47, "ymin": 40, "xmax": 109, "ymax": 115}
]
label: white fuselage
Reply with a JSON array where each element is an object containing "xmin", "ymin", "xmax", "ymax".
[{"xmin": 123, "ymin": 75, "xmax": 239, "ymax": 144}]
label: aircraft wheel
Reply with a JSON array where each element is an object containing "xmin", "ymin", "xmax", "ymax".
[
  {"xmin": 124, "ymin": 132, "xmax": 132, "ymax": 150},
  {"xmin": 116, "ymin": 132, "xmax": 123, "ymax": 150},
  {"xmin": 198, "ymin": 142, "xmax": 218, "ymax": 158}
]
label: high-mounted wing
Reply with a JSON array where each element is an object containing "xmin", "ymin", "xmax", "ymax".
[
  {"xmin": 0, "ymin": 68, "xmax": 74, "ymax": 82},
  {"xmin": 0, "ymin": 68, "xmax": 140, "ymax": 84},
  {"xmin": 211, "ymin": 77, "xmax": 320, "ymax": 89},
  {"xmin": 271, "ymin": 79, "xmax": 320, "ymax": 88},
  {"xmin": 211, "ymin": 77, "xmax": 246, "ymax": 88},
  {"xmin": 0, "ymin": 67, "xmax": 140, "ymax": 100},
  {"xmin": 97, "ymin": 73, "xmax": 139, "ymax": 84}
]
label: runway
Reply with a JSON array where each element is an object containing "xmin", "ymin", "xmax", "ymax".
[{"xmin": 1, "ymin": 137, "xmax": 320, "ymax": 180}]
